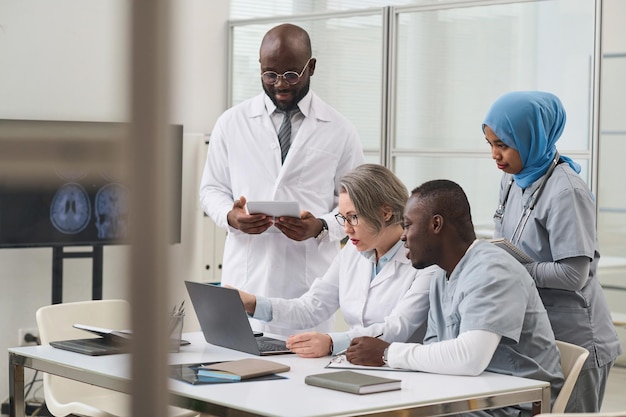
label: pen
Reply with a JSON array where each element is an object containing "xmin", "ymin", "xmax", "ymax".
[
  {"xmin": 333, "ymin": 333, "xmax": 384, "ymax": 356},
  {"xmin": 334, "ymin": 347, "xmax": 348, "ymax": 356}
]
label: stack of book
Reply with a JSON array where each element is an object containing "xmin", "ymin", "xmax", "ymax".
[{"xmin": 195, "ymin": 358, "xmax": 290, "ymax": 383}]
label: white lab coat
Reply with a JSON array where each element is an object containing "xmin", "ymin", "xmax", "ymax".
[
  {"xmin": 267, "ymin": 242, "xmax": 439, "ymax": 352},
  {"xmin": 199, "ymin": 91, "xmax": 364, "ymax": 335}
]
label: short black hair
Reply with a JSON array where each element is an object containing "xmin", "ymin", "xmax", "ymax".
[{"xmin": 411, "ymin": 180, "xmax": 475, "ymax": 242}]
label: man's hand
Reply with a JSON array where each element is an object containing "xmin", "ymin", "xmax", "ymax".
[
  {"xmin": 226, "ymin": 196, "xmax": 273, "ymax": 234},
  {"xmin": 274, "ymin": 211, "xmax": 323, "ymax": 241},
  {"xmin": 286, "ymin": 332, "xmax": 333, "ymax": 358},
  {"xmin": 225, "ymin": 285, "xmax": 257, "ymax": 315},
  {"xmin": 346, "ymin": 336, "xmax": 390, "ymax": 366}
]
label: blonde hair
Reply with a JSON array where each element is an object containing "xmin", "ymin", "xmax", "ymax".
[{"xmin": 339, "ymin": 164, "xmax": 408, "ymax": 234}]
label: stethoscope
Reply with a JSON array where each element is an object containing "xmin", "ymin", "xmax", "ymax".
[{"xmin": 493, "ymin": 152, "xmax": 560, "ymax": 245}]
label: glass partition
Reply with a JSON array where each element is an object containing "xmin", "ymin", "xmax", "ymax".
[
  {"xmin": 394, "ymin": 155, "xmax": 500, "ymax": 233},
  {"xmin": 393, "ymin": 1, "xmax": 594, "ymax": 152},
  {"xmin": 598, "ymin": 56, "xmax": 626, "ymax": 259},
  {"xmin": 391, "ymin": 0, "xmax": 596, "ymax": 231},
  {"xmin": 229, "ymin": 0, "xmax": 597, "ymax": 234}
]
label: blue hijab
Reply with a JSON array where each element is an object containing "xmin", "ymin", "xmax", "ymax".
[{"xmin": 482, "ymin": 91, "xmax": 581, "ymax": 189}]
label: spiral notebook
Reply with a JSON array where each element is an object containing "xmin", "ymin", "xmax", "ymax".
[{"xmin": 490, "ymin": 238, "xmax": 534, "ymax": 263}]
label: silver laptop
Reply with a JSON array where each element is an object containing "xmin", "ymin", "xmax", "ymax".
[
  {"xmin": 49, "ymin": 327, "xmax": 130, "ymax": 356},
  {"xmin": 184, "ymin": 281, "xmax": 292, "ymax": 356}
]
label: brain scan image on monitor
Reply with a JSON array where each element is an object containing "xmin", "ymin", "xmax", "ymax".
[
  {"xmin": 49, "ymin": 183, "xmax": 92, "ymax": 234},
  {"xmin": 95, "ymin": 183, "xmax": 129, "ymax": 239},
  {"xmin": 0, "ymin": 120, "xmax": 182, "ymax": 247}
]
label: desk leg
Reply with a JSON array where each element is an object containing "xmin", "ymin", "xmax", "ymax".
[
  {"xmin": 8, "ymin": 352, "xmax": 26, "ymax": 417},
  {"xmin": 532, "ymin": 385, "xmax": 551, "ymax": 415}
]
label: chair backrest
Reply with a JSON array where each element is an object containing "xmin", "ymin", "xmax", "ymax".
[
  {"xmin": 552, "ymin": 340, "xmax": 590, "ymax": 413},
  {"xmin": 37, "ymin": 299, "xmax": 130, "ymax": 344},
  {"xmin": 36, "ymin": 299, "xmax": 197, "ymax": 417},
  {"xmin": 36, "ymin": 299, "xmax": 131, "ymax": 417}
]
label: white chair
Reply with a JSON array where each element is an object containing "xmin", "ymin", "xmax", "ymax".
[
  {"xmin": 551, "ymin": 340, "xmax": 590, "ymax": 413},
  {"xmin": 36, "ymin": 299, "xmax": 197, "ymax": 417}
]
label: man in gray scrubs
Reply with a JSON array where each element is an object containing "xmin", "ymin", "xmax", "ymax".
[{"xmin": 346, "ymin": 179, "xmax": 563, "ymax": 417}]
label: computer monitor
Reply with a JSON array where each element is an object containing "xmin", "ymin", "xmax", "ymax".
[{"xmin": 0, "ymin": 119, "xmax": 183, "ymax": 248}]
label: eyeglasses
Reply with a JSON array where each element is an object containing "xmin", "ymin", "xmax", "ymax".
[
  {"xmin": 335, "ymin": 213, "xmax": 359, "ymax": 227},
  {"xmin": 261, "ymin": 57, "xmax": 312, "ymax": 85}
]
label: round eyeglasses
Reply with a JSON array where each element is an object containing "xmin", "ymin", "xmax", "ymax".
[
  {"xmin": 261, "ymin": 57, "xmax": 312, "ymax": 86},
  {"xmin": 335, "ymin": 213, "xmax": 359, "ymax": 227}
]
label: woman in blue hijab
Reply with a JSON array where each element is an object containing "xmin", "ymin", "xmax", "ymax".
[{"xmin": 483, "ymin": 91, "xmax": 621, "ymax": 413}]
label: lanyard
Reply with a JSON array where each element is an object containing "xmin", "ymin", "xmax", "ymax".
[{"xmin": 494, "ymin": 152, "xmax": 560, "ymax": 244}]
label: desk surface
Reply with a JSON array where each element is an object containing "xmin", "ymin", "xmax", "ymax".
[
  {"xmin": 613, "ymin": 312, "xmax": 626, "ymax": 327},
  {"xmin": 9, "ymin": 332, "xmax": 550, "ymax": 417}
]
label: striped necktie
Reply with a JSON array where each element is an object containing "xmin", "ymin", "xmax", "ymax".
[{"xmin": 277, "ymin": 110, "xmax": 293, "ymax": 164}]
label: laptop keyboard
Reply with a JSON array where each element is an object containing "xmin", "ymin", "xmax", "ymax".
[
  {"xmin": 50, "ymin": 338, "xmax": 127, "ymax": 355},
  {"xmin": 63, "ymin": 339, "xmax": 110, "ymax": 352},
  {"xmin": 257, "ymin": 340, "xmax": 288, "ymax": 352}
]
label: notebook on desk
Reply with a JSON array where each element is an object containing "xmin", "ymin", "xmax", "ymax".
[{"xmin": 184, "ymin": 281, "xmax": 292, "ymax": 356}]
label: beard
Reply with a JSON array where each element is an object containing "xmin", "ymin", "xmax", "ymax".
[{"xmin": 262, "ymin": 79, "xmax": 310, "ymax": 111}]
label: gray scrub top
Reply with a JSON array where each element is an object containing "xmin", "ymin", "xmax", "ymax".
[
  {"xmin": 494, "ymin": 164, "xmax": 622, "ymax": 369},
  {"xmin": 424, "ymin": 240, "xmax": 564, "ymax": 408}
]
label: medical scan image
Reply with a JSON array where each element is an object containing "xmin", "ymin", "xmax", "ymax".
[
  {"xmin": 95, "ymin": 183, "xmax": 129, "ymax": 239},
  {"xmin": 49, "ymin": 183, "xmax": 92, "ymax": 234}
]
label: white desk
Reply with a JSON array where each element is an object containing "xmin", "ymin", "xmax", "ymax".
[
  {"xmin": 613, "ymin": 312, "xmax": 626, "ymax": 328},
  {"xmin": 9, "ymin": 332, "xmax": 550, "ymax": 417}
]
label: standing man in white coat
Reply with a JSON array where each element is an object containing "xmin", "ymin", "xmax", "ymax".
[{"xmin": 199, "ymin": 23, "xmax": 364, "ymax": 336}]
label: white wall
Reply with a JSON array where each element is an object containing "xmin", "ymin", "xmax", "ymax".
[{"xmin": 0, "ymin": 0, "xmax": 229, "ymax": 401}]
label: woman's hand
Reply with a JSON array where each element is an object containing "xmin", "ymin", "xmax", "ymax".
[{"xmin": 286, "ymin": 332, "xmax": 332, "ymax": 358}]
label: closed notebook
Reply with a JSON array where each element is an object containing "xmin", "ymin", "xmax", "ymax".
[
  {"xmin": 197, "ymin": 358, "xmax": 290, "ymax": 381},
  {"xmin": 195, "ymin": 370, "xmax": 243, "ymax": 383},
  {"xmin": 305, "ymin": 370, "xmax": 401, "ymax": 395}
]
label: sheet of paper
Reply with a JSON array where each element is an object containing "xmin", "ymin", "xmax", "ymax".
[{"xmin": 325, "ymin": 354, "xmax": 412, "ymax": 372}]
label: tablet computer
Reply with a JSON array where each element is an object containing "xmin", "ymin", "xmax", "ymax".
[
  {"xmin": 245, "ymin": 201, "xmax": 300, "ymax": 218},
  {"xmin": 246, "ymin": 201, "xmax": 301, "ymax": 233}
]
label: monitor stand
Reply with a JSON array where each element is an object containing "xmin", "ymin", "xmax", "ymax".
[{"xmin": 51, "ymin": 245, "xmax": 103, "ymax": 304}]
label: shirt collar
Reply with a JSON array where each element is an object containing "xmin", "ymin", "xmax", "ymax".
[
  {"xmin": 264, "ymin": 90, "xmax": 312, "ymax": 117},
  {"xmin": 447, "ymin": 239, "xmax": 481, "ymax": 282},
  {"xmin": 359, "ymin": 239, "xmax": 404, "ymax": 265},
  {"xmin": 466, "ymin": 238, "xmax": 480, "ymax": 254}
]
